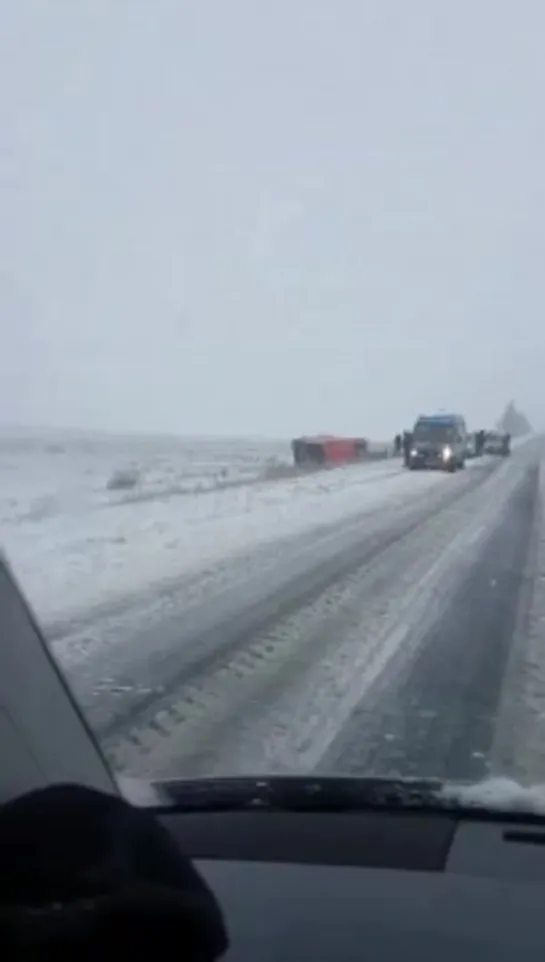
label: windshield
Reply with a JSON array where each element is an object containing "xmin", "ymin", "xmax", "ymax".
[
  {"xmin": 413, "ymin": 423, "xmax": 457, "ymax": 443},
  {"xmin": 1, "ymin": 2, "xmax": 542, "ymax": 816}
]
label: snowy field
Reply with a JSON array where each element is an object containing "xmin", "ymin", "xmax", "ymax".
[
  {"xmin": 0, "ymin": 428, "xmax": 401, "ymax": 627},
  {"xmin": 0, "ymin": 429, "xmax": 292, "ymax": 618}
]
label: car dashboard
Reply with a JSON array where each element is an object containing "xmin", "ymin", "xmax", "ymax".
[{"xmin": 158, "ymin": 786, "xmax": 545, "ymax": 962}]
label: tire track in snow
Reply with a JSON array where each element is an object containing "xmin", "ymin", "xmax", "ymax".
[
  {"xmin": 319, "ymin": 462, "xmax": 539, "ymax": 782},
  {"xmin": 102, "ymin": 450, "xmax": 538, "ymax": 780},
  {"xmin": 488, "ymin": 452, "xmax": 545, "ymax": 783},
  {"xmin": 90, "ymin": 457, "xmax": 500, "ymax": 740}
]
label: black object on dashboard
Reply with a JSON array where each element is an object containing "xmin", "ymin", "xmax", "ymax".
[{"xmin": 0, "ymin": 782, "xmax": 229, "ymax": 961}]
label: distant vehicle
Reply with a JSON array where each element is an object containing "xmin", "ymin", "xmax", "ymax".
[
  {"xmin": 292, "ymin": 435, "xmax": 368, "ymax": 467},
  {"xmin": 407, "ymin": 413, "xmax": 467, "ymax": 472},
  {"xmin": 484, "ymin": 431, "xmax": 511, "ymax": 456}
]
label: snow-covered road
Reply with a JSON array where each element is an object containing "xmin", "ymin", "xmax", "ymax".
[
  {"xmin": 98, "ymin": 443, "xmax": 539, "ymax": 780},
  {"xmin": 2, "ymin": 433, "xmax": 543, "ymax": 787}
]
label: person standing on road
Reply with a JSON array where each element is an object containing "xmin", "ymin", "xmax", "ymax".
[{"xmin": 402, "ymin": 431, "xmax": 413, "ymax": 467}]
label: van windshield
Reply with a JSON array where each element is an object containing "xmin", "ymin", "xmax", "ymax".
[{"xmin": 414, "ymin": 422, "xmax": 457, "ymax": 442}]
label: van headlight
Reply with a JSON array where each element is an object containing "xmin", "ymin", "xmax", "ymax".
[
  {"xmin": 442, "ymin": 446, "xmax": 452, "ymax": 460},
  {"xmin": 410, "ymin": 448, "xmax": 418, "ymax": 457}
]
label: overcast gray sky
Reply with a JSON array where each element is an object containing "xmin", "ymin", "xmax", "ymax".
[{"xmin": 2, "ymin": 0, "xmax": 544, "ymax": 438}]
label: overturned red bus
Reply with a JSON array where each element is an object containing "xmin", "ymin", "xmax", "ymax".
[{"xmin": 291, "ymin": 435, "xmax": 369, "ymax": 467}]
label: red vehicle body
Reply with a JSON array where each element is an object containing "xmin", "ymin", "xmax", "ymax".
[{"xmin": 292, "ymin": 435, "xmax": 368, "ymax": 467}]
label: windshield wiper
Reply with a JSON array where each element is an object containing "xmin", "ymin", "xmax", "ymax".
[
  {"xmin": 150, "ymin": 775, "xmax": 545, "ymax": 824},
  {"xmin": 151, "ymin": 775, "xmax": 446, "ymax": 813}
]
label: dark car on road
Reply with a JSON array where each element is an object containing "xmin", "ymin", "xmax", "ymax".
[{"xmin": 407, "ymin": 414, "xmax": 467, "ymax": 472}]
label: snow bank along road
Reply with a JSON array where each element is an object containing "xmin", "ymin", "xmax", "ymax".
[{"xmin": 50, "ymin": 439, "xmax": 545, "ymax": 785}]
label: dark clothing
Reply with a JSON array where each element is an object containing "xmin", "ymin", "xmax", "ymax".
[{"xmin": 0, "ymin": 783, "xmax": 228, "ymax": 961}]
